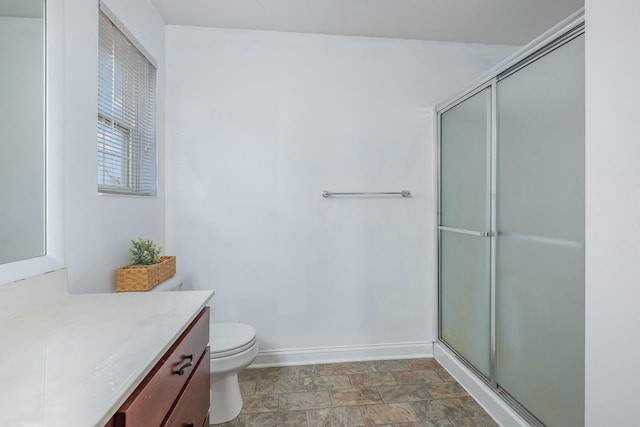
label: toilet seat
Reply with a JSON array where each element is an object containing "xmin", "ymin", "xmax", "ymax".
[{"xmin": 210, "ymin": 322, "xmax": 257, "ymax": 359}]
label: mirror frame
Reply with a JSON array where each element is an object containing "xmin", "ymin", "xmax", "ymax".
[{"xmin": 0, "ymin": 0, "xmax": 64, "ymax": 285}]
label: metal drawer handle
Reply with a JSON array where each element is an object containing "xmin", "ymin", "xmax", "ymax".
[{"xmin": 174, "ymin": 354, "xmax": 193, "ymax": 376}]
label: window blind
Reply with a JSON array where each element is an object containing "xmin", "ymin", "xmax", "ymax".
[{"xmin": 97, "ymin": 11, "xmax": 157, "ymax": 196}]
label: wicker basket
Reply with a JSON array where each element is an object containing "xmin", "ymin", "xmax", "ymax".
[{"xmin": 115, "ymin": 256, "xmax": 176, "ymax": 292}]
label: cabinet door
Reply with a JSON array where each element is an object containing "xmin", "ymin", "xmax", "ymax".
[
  {"xmin": 162, "ymin": 349, "xmax": 210, "ymax": 427},
  {"xmin": 113, "ymin": 308, "xmax": 210, "ymax": 427},
  {"xmin": 496, "ymin": 34, "xmax": 585, "ymax": 427}
]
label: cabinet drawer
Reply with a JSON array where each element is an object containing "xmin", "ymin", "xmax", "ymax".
[
  {"xmin": 162, "ymin": 347, "xmax": 210, "ymax": 427},
  {"xmin": 114, "ymin": 307, "xmax": 210, "ymax": 427}
]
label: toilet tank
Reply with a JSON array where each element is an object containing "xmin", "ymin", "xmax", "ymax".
[{"xmin": 149, "ymin": 275, "xmax": 183, "ymax": 292}]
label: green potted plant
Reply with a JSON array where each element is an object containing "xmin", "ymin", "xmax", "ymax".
[
  {"xmin": 129, "ymin": 238, "xmax": 162, "ymax": 265},
  {"xmin": 115, "ymin": 238, "xmax": 176, "ymax": 292}
]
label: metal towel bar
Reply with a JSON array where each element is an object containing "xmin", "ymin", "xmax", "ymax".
[{"xmin": 321, "ymin": 190, "xmax": 410, "ymax": 198}]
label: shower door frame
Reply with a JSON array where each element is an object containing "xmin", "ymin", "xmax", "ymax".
[
  {"xmin": 434, "ymin": 10, "xmax": 585, "ymax": 427},
  {"xmin": 436, "ymin": 81, "xmax": 497, "ymax": 382}
]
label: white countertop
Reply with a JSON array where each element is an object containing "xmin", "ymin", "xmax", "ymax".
[{"xmin": 0, "ymin": 290, "xmax": 214, "ymax": 427}]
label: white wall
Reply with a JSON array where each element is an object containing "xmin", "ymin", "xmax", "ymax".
[
  {"xmin": 63, "ymin": 0, "xmax": 166, "ymax": 293},
  {"xmin": 585, "ymin": 1, "xmax": 640, "ymax": 425},
  {"xmin": 165, "ymin": 27, "xmax": 515, "ymax": 359},
  {"xmin": 0, "ymin": 17, "xmax": 45, "ymax": 264}
]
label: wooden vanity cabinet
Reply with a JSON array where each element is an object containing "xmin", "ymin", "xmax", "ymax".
[
  {"xmin": 162, "ymin": 347, "xmax": 210, "ymax": 427},
  {"xmin": 108, "ymin": 307, "xmax": 210, "ymax": 427}
]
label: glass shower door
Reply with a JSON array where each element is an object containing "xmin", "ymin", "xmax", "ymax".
[
  {"xmin": 439, "ymin": 87, "xmax": 492, "ymax": 378},
  {"xmin": 495, "ymin": 34, "xmax": 585, "ymax": 427}
]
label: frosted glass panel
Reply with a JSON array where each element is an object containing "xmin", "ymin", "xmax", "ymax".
[
  {"xmin": 496, "ymin": 34, "xmax": 584, "ymax": 427},
  {"xmin": 496, "ymin": 237, "xmax": 584, "ymax": 427},
  {"xmin": 497, "ymin": 37, "xmax": 584, "ymax": 243},
  {"xmin": 440, "ymin": 231, "xmax": 491, "ymax": 377},
  {"xmin": 440, "ymin": 88, "xmax": 491, "ymax": 231}
]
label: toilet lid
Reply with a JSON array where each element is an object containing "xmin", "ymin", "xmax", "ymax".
[{"xmin": 210, "ymin": 322, "xmax": 257, "ymax": 358}]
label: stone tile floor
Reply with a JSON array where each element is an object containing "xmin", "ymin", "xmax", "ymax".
[{"xmin": 213, "ymin": 358, "xmax": 499, "ymax": 427}]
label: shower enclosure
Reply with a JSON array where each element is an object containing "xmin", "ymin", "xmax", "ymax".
[{"xmin": 437, "ymin": 14, "xmax": 584, "ymax": 427}]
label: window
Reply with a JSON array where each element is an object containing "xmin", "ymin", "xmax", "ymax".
[{"xmin": 97, "ymin": 11, "xmax": 157, "ymax": 196}]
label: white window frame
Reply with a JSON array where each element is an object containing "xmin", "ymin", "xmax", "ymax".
[{"xmin": 97, "ymin": 7, "xmax": 157, "ymax": 197}]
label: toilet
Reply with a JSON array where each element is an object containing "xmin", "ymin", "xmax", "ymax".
[
  {"xmin": 209, "ymin": 322, "xmax": 258, "ymax": 423},
  {"xmin": 150, "ymin": 276, "xmax": 258, "ymax": 424}
]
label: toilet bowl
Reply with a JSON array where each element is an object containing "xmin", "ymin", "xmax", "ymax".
[
  {"xmin": 149, "ymin": 276, "xmax": 258, "ymax": 424},
  {"xmin": 209, "ymin": 322, "xmax": 258, "ymax": 424}
]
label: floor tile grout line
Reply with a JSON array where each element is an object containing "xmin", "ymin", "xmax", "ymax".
[{"xmin": 225, "ymin": 359, "xmax": 497, "ymax": 426}]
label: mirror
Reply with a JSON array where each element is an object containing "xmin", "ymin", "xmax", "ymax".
[{"xmin": 0, "ymin": 0, "xmax": 45, "ymax": 265}]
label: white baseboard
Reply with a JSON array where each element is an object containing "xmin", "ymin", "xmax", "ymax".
[
  {"xmin": 251, "ymin": 341, "xmax": 433, "ymax": 368},
  {"xmin": 434, "ymin": 343, "xmax": 530, "ymax": 427}
]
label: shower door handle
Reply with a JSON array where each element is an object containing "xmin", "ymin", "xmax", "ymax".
[{"xmin": 439, "ymin": 226, "xmax": 495, "ymax": 237}]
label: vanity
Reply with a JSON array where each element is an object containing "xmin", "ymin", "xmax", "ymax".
[
  {"xmin": 0, "ymin": 0, "xmax": 215, "ymax": 423},
  {"xmin": 108, "ymin": 305, "xmax": 211, "ymax": 427},
  {"xmin": 0, "ymin": 270, "xmax": 214, "ymax": 427},
  {"xmin": 0, "ymin": 2, "xmax": 213, "ymax": 424}
]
